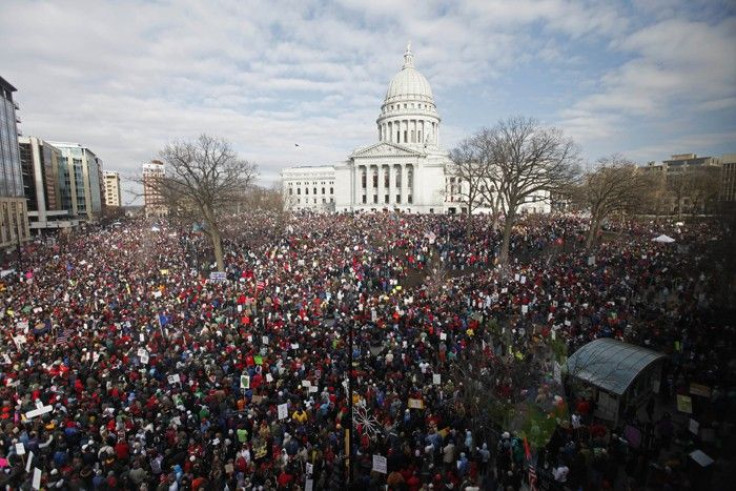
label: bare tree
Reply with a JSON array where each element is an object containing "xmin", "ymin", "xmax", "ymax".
[
  {"xmin": 470, "ymin": 117, "xmax": 580, "ymax": 268},
  {"xmin": 686, "ymin": 166, "xmax": 721, "ymax": 216},
  {"xmin": 665, "ymin": 166, "xmax": 719, "ymax": 219},
  {"xmin": 449, "ymin": 139, "xmax": 491, "ymax": 239},
  {"xmin": 571, "ymin": 156, "xmax": 652, "ymax": 248},
  {"xmin": 152, "ymin": 135, "xmax": 258, "ymax": 271}
]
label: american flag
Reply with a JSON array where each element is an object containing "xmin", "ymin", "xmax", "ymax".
[
  {"xmin": 257, "ymin": 280, "xmax": 266, "ymax": 291},
  {"xmin": 528, "ymin": 464, "xmax": 538, "ymax": 491}
]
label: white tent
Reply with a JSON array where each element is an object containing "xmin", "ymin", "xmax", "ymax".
[{"xmin": 653, "ymin": 234, "xmax": 676, "ymax": 243}]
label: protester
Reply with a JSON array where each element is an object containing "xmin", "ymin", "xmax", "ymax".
[{"xmin": 0, "ymin": 211, "xmax": 731, "ymax": 490}]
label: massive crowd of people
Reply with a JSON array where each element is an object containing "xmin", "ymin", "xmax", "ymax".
[{"xmin": 0, "ymin": 211, "xmax": 732, "ymax": 490}]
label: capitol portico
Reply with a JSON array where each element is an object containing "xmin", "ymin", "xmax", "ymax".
[{"xmin": 281, "ymin": 45, "xmax": 549, "ymax": 215}]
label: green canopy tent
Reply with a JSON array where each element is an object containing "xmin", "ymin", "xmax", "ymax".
[{"xmin": 566, "ymin": 339, "xmax": 665, "ymax": 426}]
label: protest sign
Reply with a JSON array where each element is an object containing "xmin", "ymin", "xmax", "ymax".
[
  {"xmin": 677, "ymin": 394, "xmax": 693, "ymax": 414},
  {"xmin": 32, "ymin": 468, "xmax": 41, "ymax": 490},
  {"xmin": 408, "ymin": 398, "xmax": 424, "ymax": 409},
  {"xmin": 372, "ymin": 454, "xmax": 387, "ymax": 474},
  {"xmin": 689, "ymin": 418, "xmax": 700, "ymax": 435}
]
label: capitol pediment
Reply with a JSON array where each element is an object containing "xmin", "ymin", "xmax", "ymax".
[{"xmin": 350, "ymin": 142, "xmax": 426, "ymax": 159}]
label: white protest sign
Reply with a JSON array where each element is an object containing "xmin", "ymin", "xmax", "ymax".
[
  {"xmin": 32, "ymin": 468, "xmax": 41, "ymax": 490},
  {"xmin": 301, "ymin": 380, "xmax": 311, "ymax": 388},
  {"xmin": 440, "ymin": 332, "xmax": 447, "ymax": 341},
  {"xmin": 240, "ymin": 375, "xmax": 250, "ymax": 389},
  {"xmin": 521, "ymin": 305, "xmax": 528, "ymax": 315},
  {"xmin": 372, "ymin": 454, "xmax": 388, "ymax": 474},
  {"xmin": 309, "ymin": 386, "xmax": 318, "ymax": 393},
  {"xmin": 25, "ymin": 405, "xmax": 53, "ymax": 419},
  {"xmin": 432, "ymin": 374, "xmax": 441, "ymax": 385},
  {"xmin": 15, "ymin": 442, "xmax": 25, "ymax": 455},
  {"xmin": 167, "ymin": 374, "xmax": 181, "ymax": 385},
  {"xmin": 262, "ymin": 336, "xmax": 269, "ymax": 345},
  {"xmin": 140, "ymin": 351, "xmax": 149, "ymax": 365},
  {"xmin": 25, "ymin": 450, "xmax": 33, "ymax": 472},
  {"xmin": 278, "ymin": 403, "xmax": 288, "ymax": 420},
  {"xmin": 689, "ymin": 418, "xmax": 700, "ymax": 435},
  {"xmin": 266, "ymin": 373, "xmax": 274, "ymax": 383}
]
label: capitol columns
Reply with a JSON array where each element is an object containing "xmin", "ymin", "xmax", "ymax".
[
  {"xmin": 401, "ymin": 164, "xmax": 409, "ymax": 206},
  {"xmin": 387, "ymin": 163, "xmax": 395, "ymax": 207},
  {"xmin": 352, "ymin": 162, "xmax": 361, "ymax": 209},
  {"xmin": 376, "ymin": 164, "xmax": 385, "ymax": 208}
]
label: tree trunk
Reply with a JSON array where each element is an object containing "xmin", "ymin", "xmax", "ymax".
[
  {"xmin": 466, "ymin": 210, "xmax": 473, "ymax": 241},
  {"xmin": 585, "ymin": 217, "xmax": 599, "ymax": 249},
  {"xmin": 209, "ymin": 227, "xmax": 225, "ymax": 272},
  {"xmin": 499, "ymin": 210, "xmax": 515, "ymax": 268}
]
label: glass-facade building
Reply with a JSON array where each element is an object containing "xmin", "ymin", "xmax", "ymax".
[
  {"xmin": 0, "ymin": 76, "xmax": 30, "ymax": 247},
  {"xmin": 0, "ymin": 77, "xmax": 24, "ymax": 198},
  {"xmin": 49, "ymin": 142, "xmax": 104, "ymax": 221}
]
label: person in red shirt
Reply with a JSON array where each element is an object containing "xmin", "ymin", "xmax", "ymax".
[
  {"xmin": 114, "ymin": 438, "xmax": 130, "ymax": 462},
  {"xmin": 276, "ymin": 467, "xmax": 294, "ymax": 490}
]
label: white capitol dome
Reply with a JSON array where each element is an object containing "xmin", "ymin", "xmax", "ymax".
[
  {"xmin": 377, "ymin": 44, "xmax": 441, "ymax": 148},
  {"xmin": 384, "ymin": 44, "xmax": 434, "ymax": 104}
]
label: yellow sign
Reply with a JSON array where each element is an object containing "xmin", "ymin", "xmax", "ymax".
[
  {"xmin": 408, "ymin": 398, "xmax": 424, "ymax": 409},
  {"xmin": 676, "ymin": 394, "xmax": 693, "ymax": 414}
]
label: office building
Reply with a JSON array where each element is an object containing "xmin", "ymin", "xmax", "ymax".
[
  {"xmin": 142, "ymin": 160, "xmax": 168, "ymax": 218},
  {"xmin": 0, "ymin": 76, "xmax": 30, "ymax": 247},
  {"xmin": 47, "ymin": 141, "xmax": 104, "ymax": 222},
  {"xmin": 104, "ymin": 170, "xmax": 122, "ymax": 207},
  {"xmin": 18, "ymin": 137, "xmax": 79, "ymax": 230}
]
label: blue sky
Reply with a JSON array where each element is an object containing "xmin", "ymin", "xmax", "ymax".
[{"xmin": 1, "ymin": 0, "xmax": 734, "ymax": 204}]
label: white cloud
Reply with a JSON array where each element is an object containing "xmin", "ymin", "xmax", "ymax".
[{"xmin": 0, "ymin": 0, "xmax": 733, "ymax": 205}]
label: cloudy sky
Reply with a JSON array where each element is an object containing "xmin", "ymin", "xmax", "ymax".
[{"xmin": 2, "ymin": 0, "xmax": 734, "ymax": 204}]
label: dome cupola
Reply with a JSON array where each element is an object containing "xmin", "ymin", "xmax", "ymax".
[{"xmin": 377, "ymin": 44, "xmax": 441, "ymax": 149}]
